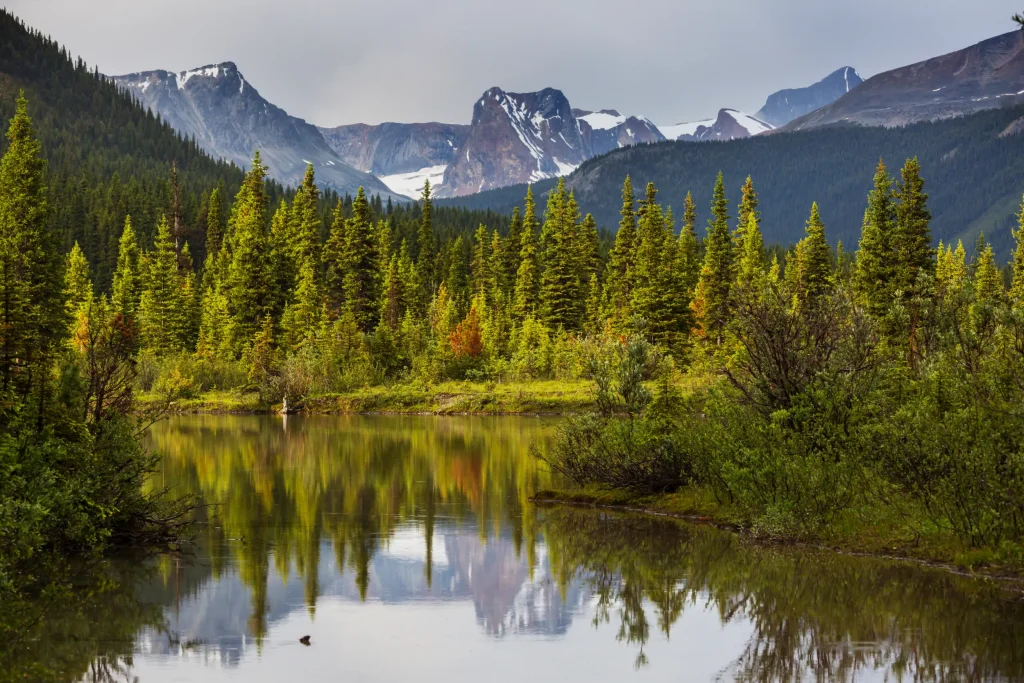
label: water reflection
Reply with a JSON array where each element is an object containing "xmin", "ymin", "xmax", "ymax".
[{"xmin": 5, "ymin": 415, "xmax": 1024, "ymax": 682}]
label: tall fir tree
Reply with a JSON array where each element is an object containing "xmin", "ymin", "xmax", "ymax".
[
  {"xmin": 795, "ymin": 202, "xmax": 832, "ymax": 304},
  {"xmin": 343, "ymin": 188, "xmax": 378, "ymax": 332},
  {"xmin": 603, "ymin": 176, "xmax": 637, "ymax": 322},
  {"xmin": 1011, "ymin": 197, "xmax": 1024, "ymax": 306},
  {"xmin": 691, "ymin": 172, "xmax": 733, "ymax": 345},
  {"xmin": 111, "ymin": 215, "xmax": 142, "ymax": 324},
  {"xmin": 226, "ymin": 152, "xmax": 273, "ymax": 351},
  {"xmin": 416, "ymin": 180, "xmax": 435, "ymax": 312},
  {"xmin": 138, "ymin": 215, "xmax": 179, "ymax": 353},
  {"xmin": 854, "ymin": 159, "xmax": 896, "ymax": 317},
  {"xmin": 323, "ymin": 199, "xmax": 348, "ymax": 316},
  {"xmin": 735, "ymin": 175, "xmax": 760, "ymax": 245},
  {"xmin": 0, "ymin": 93, "xmax": 64, "ymax": 402},
  {"xmin": 513, "ymin": 187, "xmax": 540, "ymax": 319},
  {"xmin": 892, "ymin": 157, "xmax": 933, "ymax": 297},
  {"xmin": 63, "ymin": 242, "xmax": 92, "ymax": 338}
]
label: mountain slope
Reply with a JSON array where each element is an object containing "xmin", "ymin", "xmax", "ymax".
[
  {"xmin": 444, "ymin": 104, "xmax": 1024, "ymax": 258},
  {"xmin": 786, "ymin": 31, "xmax": 1024, "ymax": 130},
  {"xmin": 318, "ymin": 121, "xmax": 469, "ymax": 199},
  {"xmin": 112, "ymin": 63, "xmax": 405, "ymax": 199},
  {"xmin": 437, "ymin": 87, "xmax": 589, "ymax": 197},
  {"xmin": 574, "ymin": 109, "xmax": 664, "ymax": 155},
  {"xmin": 756, "ymin": 67, "xmax": 864, "ymax": 126}
]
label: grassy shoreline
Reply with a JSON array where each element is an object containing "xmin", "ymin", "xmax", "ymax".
[
  {"xmin": 138, "ymin": 380, "xmax": 598, "ymax": 416},
  {"xmin": 532, "ymin": 487, "xmax": 1024, "ymax": 582}
]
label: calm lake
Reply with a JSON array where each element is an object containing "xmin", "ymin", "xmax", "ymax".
[{"xmin": 16, "ymin": 415, "xmax": 1024, "ymax": 682}]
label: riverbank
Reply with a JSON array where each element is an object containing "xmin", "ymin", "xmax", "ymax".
[
  {"xmin": 532, "ymin": 487, "xmax": 1024, "ymax": 581},
  {"xmin": 137, "ymin": 379, "xmax": 601, "ymax": 415}
]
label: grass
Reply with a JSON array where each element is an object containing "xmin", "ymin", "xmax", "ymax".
[
  {"xmin": 533, "ymin": 486, "xmax": 1024, "ymax": 579},
  {"xmin": 136, "ymin": 379, "xmax": 602, "ymax": 416}
]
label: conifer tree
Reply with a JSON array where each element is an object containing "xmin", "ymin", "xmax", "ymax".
[
  {"xmin": 291, "ymin": 164, "xmax": 322, "ymax": 267},
  {"xmin": 796, "ymin": 202, "xmax": 831, "ymax": 304},
  {"xmin": 471, "ymin": 224, "xmax": 492, "ymax": 299},
  {"xmin": 111, "ymin": 215, "xmax": 141, "ymax": 323},
  {"xmin": 504, "ymin": 206, "xmax": 523, "ymax": 290},
  {"xmin": 268, "ymin": 199, "xmax": 293, "ymax": 317},
  {"xmin": 678, "ymin": 191, "xmax": 701, "ymax": 292},
  {"xmin": 205, "ymin": 186, "xmax": 224, "ymax": 263},
  {"xmin": 445, "ymin": 235, "xmax": 469, "ymax": 314},
  {"xmin": 1009, "ymin": 197, "xmax": 1024, "ymax": 306},
  {"xmin": 138, "ymin": 216, "xmax": 179, "ymax": 353},
  {"xmin": 539, "ymin": 180, "xmax": 582, "ymax": 330},
  {"xmin": 735, "ymin": 175, "xmax": 760, "ymax": 244},
  {"xmin": 630, "ymin": 182, "xmax": 666, "ymax": 332},
  {"xmin": 196, "ymin": 286, "xmax": 232, "ymax": 360},
  {"xmin": 378, "ymin": 254, "xmax": 403, "ymax": 332},
  {"xmin": 174, "ymin": 242, "xmax": 199, "ymax": 349},
  {"xmin": 973, "ymin": 239, "xmax": 1004, "ymax": 304},
  {"xmin": 735, "ymin": 212, "xmax": 766, "ymax": 287},
  {"xmin": 343, "ymin": 188, "xmax": 378, "ymax": 331},
  {"xmin": 854, "ymin": 159, "xmax": 896, "ymax": 316},
  {"xmin": 284, "ymin": 258, "xmax": 322, "ymax": 346},
  {"xmin": 416, "ymin": 180, "xmax": 435, "ymax": 310},
  {"xmin": 323, "ymin": 199, "xmax": 348, "ymax": 315},
  {"xmin": 513, "ymin": 188, "xmax": 540, "ymax": 319},
  {"xmin": 63, "ymin": 242, "xmax": 92, "ymax": 337},
  {"xmin": 0, "ymin": 92, "xmax": 64, "ymax": 398},
  {"xmin": 892, "ymin": 157, "xmax": 933, "ymax": 297},
  {"xmin": 691, "ymin": 172, "xmax": 733, "ymax": 345},
  {"xmin": 226, "ymin": 153, "xmax": 273, "ymax": 350},
  {"xmin": 603, "ymin": 176, "xmax": 637, "ymax": 321}
]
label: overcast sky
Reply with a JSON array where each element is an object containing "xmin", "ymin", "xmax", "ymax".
[{"xmin": 7, "ymin": 0, "xmax": 1022, "ymax": 126}]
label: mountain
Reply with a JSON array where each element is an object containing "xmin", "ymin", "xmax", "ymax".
[
  {"xmin": 317, "ymin": 122, "xmax": 469, "ymax": 198},
  {"xmin": 437, "ymin": 87, "xmax": 589, "ymax": 197},
  {"xmin": 442, "ymin": 104, "xmax": 1024, "ymax": 259},
  {"xmin": 111, "ymin": 63, "xmax": 405, "ymax": 199},
  {"xmin": 573, "ymin": 109, "xmax": 665, "ymax": 155},
  {"xmin": 660, "ymin": 108, "xmax": 774, "ymax": 142},
  {"xmin": 785, "ymin": 31, "xmax": 1024, "ymax": 131},
  {"xmin": 755, "ymin": 67, "xmax": 864, "ymax": 126}
]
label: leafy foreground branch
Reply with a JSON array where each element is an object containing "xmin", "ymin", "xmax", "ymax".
[{"xmin": 0, "ymin": 94, "xmax": 194, "ymax": 653}]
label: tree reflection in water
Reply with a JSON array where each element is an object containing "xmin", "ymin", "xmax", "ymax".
[{"xmin": 540, "ymin": 506, "xmax": 1024, "ymax": 681}]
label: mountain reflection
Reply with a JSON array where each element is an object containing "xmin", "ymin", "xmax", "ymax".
[{"xmin": 10, "ymin": 415, "xmax": 1024, "ymax": 682}]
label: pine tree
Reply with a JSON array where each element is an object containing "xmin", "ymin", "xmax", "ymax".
[
  {"xmin": 268, "ymin": 199, "xmax": 293, "ymax": 318},
  {"xmin": 378, "ymin": 254, "xmax": 403, "ymax": 332},
  {"xmin": 226, "ymin": 152, "xmax": 273, "ymax": 350},
  {"xmin": 539, "ymin": 180, "xmax": 582, "ymax": 331},
  {"xmin": 284, "ymin": 257, "xmax": 322, "ymax": 346},
  {"xmin": 854, "ymin": 159, "xmax": 896, "ymax": 317},
  {"xmin": 445, "ymin": 236, "xmax": 470, "ymax": 311},
  {"xmin": 111, "ymin": 215, "xmax": 142, "ymax": 323},
  {"xmin": 196, "ymin": 285, "xmax": 232, "ymax": 360},
  {"xmin": 973, "ymin": 239, "xmax": 1004, "ymax": 304},
  {"xmin": 343, "ymin": 188, "xmax": 378, "ymax": 331},
  {"xmin": 513, "ymin": 187, "xmax": 540, "ymax": 319},
  {"xmin": 174, "ymin": 242, "xmax": 199, "ymax": 349},
  {"xmin": 735, "ymin": 212, "xmax": 765, "ymax": 288},
  {"xmin": 205, "ymin": 186, "xmax": 224, "ymax": 263},
  {"xmin": 138, "ymin": 215, "xmax": 179, "ymax": 353},
  {"xmin": 504, "ymin": 206, "xmax": 523, "ymax": 290},
  {"xmin": 416, "ymin": 180, "xmax": 435, "ymax": 311},
  {"xmin": 323, "ymin": 199, "xmax": 348, "ymax": 315},
  {"xmin": 470, "ymin": 224, "xmax": 492, "ymax": 299},
  {"xmin": 691, "ymin": 172, "xmax": 733, "ymax": 344},
  {"xmin": 0, "ymin": 92, "xmax": 64, "ymax": 399},
  {"xmin": 630, "ymin": 182, "xmax": 666, "ymax": 333},
  {"xmin": 735, "ymin": 175, "xmax": 760, "ymax": 245},
  {"xmin": 63, "ymin": 242, "xmax": 92, "ymax": 340},
  {"xmin": 291, "ymin": 163, "xmax": 322, "ymax": 267},
  {"xmin": 796, "ymin": 202, "xmax": 831, "ymax": 304},
  {"xmin": 892, "ymin": 157, "xmax": 933, "ymax": 297},
  {"xmin": 603, "ymin": 176, "xmax": 637, "ymax": 321},
  {"xmin": 1009, "ymin": 197, "xmax": 1024, "ymax": 306}
]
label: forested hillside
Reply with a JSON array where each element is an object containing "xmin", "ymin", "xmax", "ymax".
[{"xmin": 444, "ymin": 105, "xmax": 1024, "ymax": 258}]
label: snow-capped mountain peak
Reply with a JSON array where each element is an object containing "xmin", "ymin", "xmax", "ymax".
[{"xmin": 659, "ymin": 109, "xmax": 774, "ymax": 142}]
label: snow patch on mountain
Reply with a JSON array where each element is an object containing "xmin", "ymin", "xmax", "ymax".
[
  {"xmin": 380, "ymin": 164, "xmax": 447, "ymax": 199},
  {"xmin": 659, "ymin": 118, "xmax": 717, "ymax": 140},
  {"xmin": 579, "ymin": 110, "xmax": 626, "ymax": 131}
]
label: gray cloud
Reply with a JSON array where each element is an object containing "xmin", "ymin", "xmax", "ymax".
[{"xmin": 7, "ymin": 0, "xmax": 1021, "ymax": 127}]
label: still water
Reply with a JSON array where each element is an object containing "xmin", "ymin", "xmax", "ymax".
[{"xmin": 19, "ymin": 415, "xmax": 1024, "ymax": 681}]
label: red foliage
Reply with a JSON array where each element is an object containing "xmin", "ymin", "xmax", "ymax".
[{"xmin": 449, "ymin": 306, "xmax": 483, "ymax": 358}]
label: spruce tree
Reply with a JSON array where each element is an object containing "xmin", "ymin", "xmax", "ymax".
[
  {"xmin": 539, "ymin": 180, "xmax": 582, "ymax": 331},
  {"xmin": 0, "ymin": 92, "xmax": 64, "ymax": 399},
  {"xmin": 138, "ymin": 215, "xmax": 179, "ymax": 353},
  {"xmin": 471, "ymin": 224, "xmax": 492, "ymax": 300},
  {"xmin": 973, "ymin": 239, "xmax": 1004, "ymax": 304},
  {"xmin": 226, "ymin": 152, "xmax": 273, "ymax": 350},
  {"xmin": 291, "ymin": 164, "xmax": 322, "ymax": 267},
  {"xmin": 504, "ymin": 206, "xmax": 523, "ymax": 290},
  {"xmin": 796, "ymin": 202, "xmax": 831, "ymax": 303},
  {"xmin": 174, "ymin": 242, "xmax": 200, "ymax": 349},
  {"xmin": 735, "ymin": 175, "xmax": 760, "ymax": 245},
  {"xmin": 735, "ymin": 212, "xmax": 765, "ymax": 288},
  {"xmin": 111, "ymin": 215, "xmax": 142, "ymax": 323},
  {"xmin": 205, "ymin": 186, "xmax": 224, "ymax": 263},
  {"xmin": 603, "ymin": 176, "xmax": 637, "ymax": 321},
  {"xmin": 630, "ymin": 182, "xmax": 665, "ymax": 333},
  {"xmin": 691, "ymin": 172, "xmax": 733, "ymax": 345},
  {"xmin": 343, "ymin": 188, "xmax": 378, "ymax": 332},
  {"xmin": 892, "ymin": 157, "xmax": 933, "ymax": 297},
  {"xmin": 1011, "ymin": 197, "xmax": 1024, "ymax": 306},
  {"xmin": 513, "ymin": 188, "xmax": 540, "ymax": 319},
  {"xmin": 323, "ymin": 199, "xmax": 348, "ymax": 315},
  {"xmin": 416, "ymin": 180, "xmax": 435, "ymax": 310},
  {"xmin": 854, "ymin": 159, "xmax": 896, "ymax": 317},
  {"xmin": 63, "ymin": 242, "xmax": 92, "ymax": 338}
]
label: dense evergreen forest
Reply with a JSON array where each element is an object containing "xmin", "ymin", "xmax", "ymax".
[{"xmin": 444, "ymin": 104, "xmax": 1024, "ymax": 258}]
